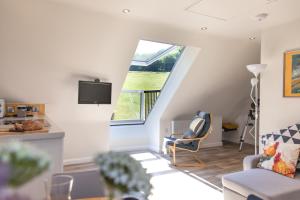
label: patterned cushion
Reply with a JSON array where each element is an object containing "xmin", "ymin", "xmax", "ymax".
[
  {"xmin": 181, "ymin": 117, "xmax": 205, "ymax": 144},
  {"xmin": 188, "ymin": 117, "xmax": 205, "ymax": 135},
  {"xmin": 261, "ymin": 123, "xmax": 300, "ymax": 171},
  {"xmin": 261, "ymin": 124, "xmax": 300, "ymax": 145},
  {"xmin": 196, "ymin": 111, "xmax": 211, "ymax": 138},
  {"xmin": 258, "ymin": 142, "xmax": 300, "ymax": 178}
]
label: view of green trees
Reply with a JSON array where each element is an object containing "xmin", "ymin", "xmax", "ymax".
[
  {"xmin": 112, "ymin": 72, "xmax": 170, "ymax": 120},
  {"xmin": 112, "ymin": 46, "xmax": 184, "ymax": 121},
  {"xmin": 129, "ymin": 47, "xmax": 184, "ymax": 72}
]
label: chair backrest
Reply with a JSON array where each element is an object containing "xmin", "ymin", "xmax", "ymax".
[{"xmin": 195, "ymin": 111, "xmax": 211, "ymax": 138}]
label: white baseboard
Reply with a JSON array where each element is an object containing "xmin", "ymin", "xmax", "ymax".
[
  {"xmin": 64, "ymin": 146, "xmax": 149, "ymax": 166},
  {"xmin": 109, "ymin": 145, "xmax": 149, "ymax": 152},
  {"xmin": 148, "ymin": 145, "xmax": 160, "ymax": 153},
  {"xmin": 63, "ymin": 156, "xmax": 93, "ymax": 166},
  {"xmin": 64, "ymin": 142, "xmax": 223, "ymax": 166}
]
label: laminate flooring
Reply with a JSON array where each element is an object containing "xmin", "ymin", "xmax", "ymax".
[{"xmin": 65, "ymin": 141, "xmax": 253, "ymax": 190}]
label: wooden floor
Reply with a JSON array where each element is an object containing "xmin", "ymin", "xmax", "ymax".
[
  {"xmin": 165, "ymin": 141, "xmax": 254, "ymax": 189},
  {"xmin": 64, "ymin": 141, "xmax": 254, "ymax": 190}
]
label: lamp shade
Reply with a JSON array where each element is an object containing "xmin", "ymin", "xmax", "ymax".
[{"xmin": 246, "ymin": 64, "xmax": 267, "ymax": 77}]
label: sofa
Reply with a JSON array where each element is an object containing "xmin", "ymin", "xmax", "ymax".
[{"xmin": 222, "ymin": 155, "xmax": 300, "ymax": 200}]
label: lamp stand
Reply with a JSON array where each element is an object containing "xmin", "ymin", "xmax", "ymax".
[
  {"xmin": 254, "ymin": 79, "xmax": 258, "ymax": 155},
  {"xmin": 249, "ymin": 77, "xmax": 259, "ymax": 155},
  {"xmin": 246, "ymin": 64, "xmax": 266, "ymax": 155}
]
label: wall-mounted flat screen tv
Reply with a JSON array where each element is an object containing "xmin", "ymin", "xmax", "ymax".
[{"xmin": 78, "ymin": 81, "xmax": 112, "ymax": 104}]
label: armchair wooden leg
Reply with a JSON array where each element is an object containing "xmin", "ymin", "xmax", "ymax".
[
  {"xmin": 173, "ymin": 148, "xmax": 176, "ymax": 166},
  {"xmin": 171, "ymin": 152, "xmax": 206, "ymax": 168},
  {"xmin": 168, "ymin": 145, "xmax": 205, "ymax": 167},
  {"xmin": 167, "ymin": 146, "xmax": 172, "ymax": 156}
]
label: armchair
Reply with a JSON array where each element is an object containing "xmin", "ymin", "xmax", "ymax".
[{"xmin": 163, "ymin": 111, "xmax": 213, "ymax": 167}]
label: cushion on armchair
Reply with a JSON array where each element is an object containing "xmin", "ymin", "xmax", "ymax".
[
  {"xmin": 181, "ymin": 117, "xmax": 205, "ymax": 144},
  {"xmin": 196, "ymin": 111, "xmax": 211, "ymax": 138},
  {"xmin": 164, "ymin": 137, "xmax": 199, "ymax": 151},
  {"xmin": 186, "ymin": 117, "xmax": 205, "ymax": 138}
]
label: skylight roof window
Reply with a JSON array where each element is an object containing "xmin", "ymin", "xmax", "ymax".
[
  {"xmin": 132, "ymin": 40, "xmax": 177, "ymax": 66},
  {"xmin": 111, "ymin": 40, "xmax": 184, "ymax": 125}
]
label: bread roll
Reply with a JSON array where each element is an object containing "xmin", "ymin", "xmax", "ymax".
[
  {"xmin": 14, "ymin": 123, "xmax": 24, "ymax": 132},
  {"xmin": 22, "ymin": 120, "xmax": 43, "ymax": 131}
]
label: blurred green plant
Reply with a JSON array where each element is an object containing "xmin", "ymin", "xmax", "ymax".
[
  {"xmin": 0, "ymin": 142, "xmax": 50, "ymax": 187},
  {"xmin": 94, "ymin": 151, "xmax": 152, "ymax": 200}
]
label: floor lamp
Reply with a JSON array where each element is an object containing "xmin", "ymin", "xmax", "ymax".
[{"xmin": 246, "ymin": 64, "xmax": 267, "ymax": 155}]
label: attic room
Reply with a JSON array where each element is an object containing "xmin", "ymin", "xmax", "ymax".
[{"xmin": 0, "ymin": 0, "xmax": 300, "ymax": 199}]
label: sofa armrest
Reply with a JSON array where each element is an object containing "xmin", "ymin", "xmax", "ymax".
[{"xmin": 243, "ymin": 155, "xmax": 261, "ymax": 170}]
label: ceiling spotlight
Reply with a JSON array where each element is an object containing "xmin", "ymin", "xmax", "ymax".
[
  {"xmin": 122, "ymin": 9, "xmax": 130, "ymax": 14},
  {"xmin": 200, "ymin": 27, "xmax": 208, "ymax": 30},
  {"xmin": 253, "ymin": 13, "xmax": 269, "ymax": 21},
  {"xmin": 249, "ymin": 37, "xmax": 256, "ymax": 40}
]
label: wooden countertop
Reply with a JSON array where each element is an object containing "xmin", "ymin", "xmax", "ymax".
[{"xmin": 0, "ymin": 116, "xmax": 65, "ymax": 140}]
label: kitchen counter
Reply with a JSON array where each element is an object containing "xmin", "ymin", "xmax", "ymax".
[{"xmin": 0, "ymin": 116, "xmax": 65, "ymax": 141}]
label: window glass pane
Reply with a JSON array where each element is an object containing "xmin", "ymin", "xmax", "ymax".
[
  {"xmin": 132, "ymin": 40, "xmax": 173, "ymax": 62},
  {"xmin": 112, "ymin": 40, "xmax": 184, "ymax": 123},
  {"xmin": 113, "ymin": 92, "xmax": 141, "ymax": 121}
]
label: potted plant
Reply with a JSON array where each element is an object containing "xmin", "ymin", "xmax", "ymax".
[{"xmin": 94, "ymin": 151, "xmax": 152, "ymax": 200}]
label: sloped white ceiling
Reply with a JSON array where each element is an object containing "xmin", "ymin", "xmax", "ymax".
[{"xmin": 49, "ymin": 0, "xmax": 300, "ymax": 39}]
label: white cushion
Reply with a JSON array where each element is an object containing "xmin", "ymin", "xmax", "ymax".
[{"xmin": 189, "ymin": 117, "xmax": 205, "ymax": 134}]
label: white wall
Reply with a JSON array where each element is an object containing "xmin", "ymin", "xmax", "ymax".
[
  {"xmin": 0, "ymin": 0, "xmax": 139, "ymax": 162},
  {"xmin": 222, "ymin": 99, "xmax": 255, "ymax": 145},
  {"xmin": 260, "ymin": 19, "xmax": 300, "ymax": 135},
  {"xmin": 0, "ymin": 0, "xmax": 260, "ymax": 162},
  {"xmin": 109, "ymin": 125, "xmax": 149, "ymax": 151}
]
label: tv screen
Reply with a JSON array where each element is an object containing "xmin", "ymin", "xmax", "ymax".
[{"xmin": 78, "ymin": 81, "xmax": 112, "ymax": 104}]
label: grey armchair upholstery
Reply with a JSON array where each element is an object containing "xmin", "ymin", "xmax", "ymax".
[
  {"xmin": 243, "ymin": 155, "xmax": 261, "ymax": 170},
  {"xmin": 222, "ymin": 155, "xmax": 300, "ymax": 200}
]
